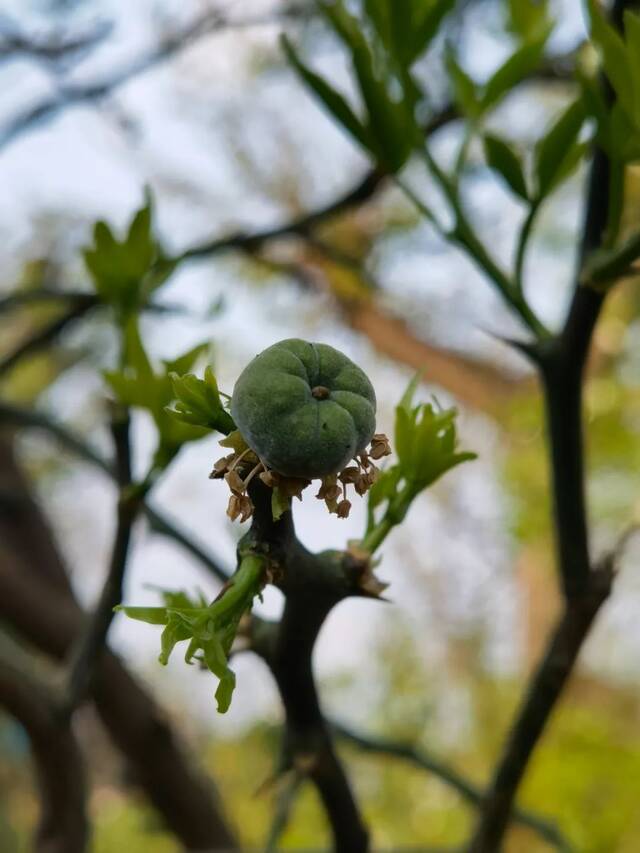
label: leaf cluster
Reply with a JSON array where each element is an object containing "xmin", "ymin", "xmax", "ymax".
[
  {"xmin": 584, "ymin": 0, "xmax": 640, "ymax": 164},
  {"xmin": 167, "ymin": 367, "xmax": 235, "ymax": 435},
  {"xmin": 83, "ymin": 192, "xmax": 175, "ymax": 317},
  {"xmin": 365, "ymin": 376, "xmax": 476, "ymax": 547},
  {"xmin": 116, "ymin": 555, "xmax": 266, "ymax": 714},
  {"xmin": 283, "ymin": 0, "xmax": 455, "ymax": 172},
  {"xmin": 104, "ymin": 318, "xmax": 219, "ymax": 470}
]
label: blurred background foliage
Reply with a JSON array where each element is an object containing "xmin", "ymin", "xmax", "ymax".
[{"xmin": 1, "ymin": 0, "xmax": 640, "ymax": 850}]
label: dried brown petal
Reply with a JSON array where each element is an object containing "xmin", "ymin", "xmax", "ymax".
[
  {"xmin": 339, "ymin": 466, "xmax": 361, "ymax": 484},
  {"xmin": 238, "ymin": 495, "xmax": 254, "ymax": 522},
  {"xmin": 365, "ymin": 467, "xmax": 379, "ymax": 487},
  {"xmin": 359, "ymin": 571, "xmax": 389, "ymax": 598},
  {"xmin": 354, "ymin": 475, "xmax": 369, "ymax": 496},
  {"xmin": 358, "ymin": 451, "xmax": 370, "ymax": 469},
  {"xmin": 336, "ymin": 499, "xmax": 352, "ymax": 519},
  {"xmin": 259, "ymin": 469, "xmax": 279, "ymax": 488},
  {"xmin": 320, "ymin": 484, "xmax": 340, "ymax": 502},
  {"xmin": 225, "ymin": 470, "xmax": 246, "ymax": 495},
  {"xmin": 279, "ymin": 477, "xmax": 311, "ymax": 500},
  {"xmin": 226, "ymin": 495, "xmax": 241, "ymax": 521}
]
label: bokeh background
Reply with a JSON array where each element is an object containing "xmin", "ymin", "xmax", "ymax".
[{"xmin": 1, "ymin": 0, "xmax": 640, "ymax": 850}]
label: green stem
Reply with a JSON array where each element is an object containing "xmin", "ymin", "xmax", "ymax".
[
  {"xmin": 361, "ymin": 484, "xmax": 414, "ymax": 554},
  {"xmin": 394, "ymin": 176, "xmax": 447, "ymax": 235},
  {"xmin": 514, "ymin": 201, "xmax": 541, "ymax": 295},
  {"xmin": 416, "ymin": 147, "xmax": 550, "ymax": 340},
  {"xmin": 213, "ymin": 552, "xmax": 266, "ymax": 619}
]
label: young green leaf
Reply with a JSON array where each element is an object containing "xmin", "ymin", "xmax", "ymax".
[
  {"xmin": 117, "ymin": 555, "xmax": 266, "ymax": 713},
  {"xmin": 534, "ymin": 98, "xmax": 586, "ymax": 198},
  {"xmin": 506, "ymin": 0, "xmax": 552, "ymax": 44},
  {"xmin": 364, "ymin": 375, "xmax": 476, "ymax": 550},
  {"xmin": 281, "ymin": 35, "xmax": 373, "ymax": 152},
  {"xmin": 588, "ymin": 0, "xmax": 636, "ymax": 123},
  {"xmin": 167, "ymin": 366, "xmax": 235, "ymax": 435},
  {"xmin": 446, "ymin": 50, "xmax": 481, "ymax": 119},
  {"xmin": 271, "ymin": 487, "xmax": 291, "ymax": 521},
  {"xmin": 481, "ymin": 38, "xmax": 548, "ymax": 112},
  {"xmin": 83, "ymin": 192, "xmax": 170, "ymax": 316},
  {"xmin": 484, "ymin": 134, "xmax": 529, "ymax": 200}
]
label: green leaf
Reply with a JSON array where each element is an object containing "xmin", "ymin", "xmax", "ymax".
[
  {"xmin": 583, "ymin": 229, "xmax": 640, "ymax": 287},
  {"xmin": 446, "ymin": 50, "xmax": 481, "ymax": 119},
  {"xmin": 323, "ymin": 1, "xmax": 418, "ymax": 170},
  {"xmin": 588, "ymin": 0, "xmax": 636, "ymax": 122},
  {"xmin": 506, "ymin": 0, "xmax": 552, "ymax": 44},
  {"xmin": 162, "ymin": 342, "xmax": 209, "ymax": 377},
  {"xmin": 481, "ymin": 38, "xmax": 548, "ymax": 111},
  {"xmin": 398, "ymin": 371, "xmax": 422, "ymax": 414},
  {"xmin": 281, "ymin": 35, "xmax": 373, "ymax": 152},
  {"xmin": 625, "ymin": 11, "xmax": 640, "ymax": 124},
  {"xmin": 83, "ymin": 193, "xmax": 170, "ymax": 316},
  {"xmin": 412, "ymin": 0, "xmax": 456, "ymax": 63},
  {"xmin": 607, "ymin": 101, "xmax": 640, "ymax": 162},
  {"xmin": 114, "ymin": 606, "xmax": 169, "ymax": 625},
  {"xmin": 484, "ymin": 134, "xmax": 529, "ymax": 200},
  {"xmin": 534, "ymin": 98, "xmax": 586, "ymax": 197},
  {"xmin": 367, "ymin": 0, "xmax": 454, "ymax": 67}
]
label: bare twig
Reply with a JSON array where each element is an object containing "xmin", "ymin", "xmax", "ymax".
[
  {"xmin": 0, "ymin": 18, "xmax": 111, "ymax": 66},
  {"xmin": 331, "ymin": 723, "xmax": 571, "ymax": 851},
  {"xmin": 62, "ymin": 408, "xmax": 138, "ymax": 712},
  {"xmin": 264, "ymin": 769, "xmax": 304, "ymax": 852},
  {"xmin": 0, "ymin": 298, "xmax": 96, "ymax": 378},
  {"xmin": 0, "ymin": 653, "xmax": 88, "ymax": 853},
  {"xmin": 0, "ymin": 4, "xmax": 309, "ymax": 152},
  {"xmin": 0, "ymin": 399, "xmax": 231, "ymax": 583}
]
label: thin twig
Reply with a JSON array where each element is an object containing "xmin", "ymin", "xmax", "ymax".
[
  {"xmin": 264, "ymin": 769, "xmax": 304, "ymax": 852},
  {"xmin": 0, "ymin": 399, "xmax": 231, "ymax": 583},
  {"xmin": 332, "ymin": 722, "xmax": 572, "ymax": 851},
  {"xmin": 0, "ymin": 299, "xmax": 96, "ymax": 378},
  {"xmin": 62, "ymin": 408, "xmax": 139, "ymax": 713},
  {"xmin": 0, "ymin": 4, "xmax": 309, "ymax": 152},
  {"xmin": 0, "ymin": 18, "xmax": 111, "ymax": 66}
]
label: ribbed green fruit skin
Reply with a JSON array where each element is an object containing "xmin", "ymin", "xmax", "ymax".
[{"xmin": 230, "ymin": 338, "xmax": 376, "ymax": 479}]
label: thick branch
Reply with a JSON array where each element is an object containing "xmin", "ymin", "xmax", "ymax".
[
  {"xmin": 469, "ymin": 4, "xmax": 630, "ymax": 847},
  {"xmin": 0, "ymin": 426, "xmax": 236, "ymax": 849},
  {"xmin": 0, "ymin": 655, "xmax": 88, "ymax": 853},
  {"xmin": 469, "ymin": 566, "xmax": 612, "ymax": 852},
  {"xmin": 0, "ymin": 551, "xmax": 238, "ymax": 851},
  {"xmin": 245, "ymin": 481, "xmax": 371, "ymax": 853}
]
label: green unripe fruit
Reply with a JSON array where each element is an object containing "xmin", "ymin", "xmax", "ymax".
[{"xmin": 230, "ymin": 338, "xmax": 376, "ymax": 479}]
